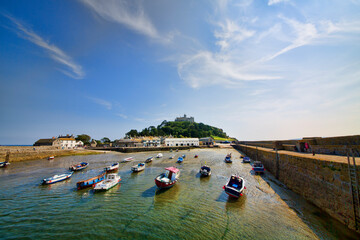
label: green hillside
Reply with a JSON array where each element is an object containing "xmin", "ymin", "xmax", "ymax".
[{"xmin": 126, "ymin": 121, "xmax": 228, "ymax": 138}]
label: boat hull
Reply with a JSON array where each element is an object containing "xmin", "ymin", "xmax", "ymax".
[
  {"xmin": 0, "ymin": 162, "xmax": 10, "ymax": 168},
  {"xmin": 94, "ymin": 179, "xmax": 121, "ymax": 191},
  {"xmin": 253, "ymin": 168, "xmax": 265, "ymax": 174},
  {"xmin": 224, "ymin": 187, "xmax": 242, "ymax": 198},
  {"xmin": 200, "ymin": 170, "xmax": 211, "ymax": 177},
  {"xmin": 70, "ymin": 162, "xmax": 89, "ymax": 171},
  {"xmin": 42, "ymin": 174, "xmax": 72, "ymax": 185},
  {"xmin": 77, "ymin": 172, "xmax": 106, "ymax": 190},
  {"xmin": 155, "ymin": 178, "xmax": 178, "ymax": 189}
]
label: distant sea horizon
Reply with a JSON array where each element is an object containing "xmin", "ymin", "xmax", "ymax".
[{"xmin": 0, "ymin": 145, "xmax": 32, "ymax": 147}]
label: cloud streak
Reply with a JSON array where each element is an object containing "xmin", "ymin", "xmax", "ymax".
[
  {"xmin": 5, "ymin": 15, "xmax": 84, "ymax": 79},
  {"xmin": 80, "ymin": 0, "xmax": 166, "ymax": 42},
  {"xmin": 88, "ymin": 97, "xmax": 112, "ymax": 110}
]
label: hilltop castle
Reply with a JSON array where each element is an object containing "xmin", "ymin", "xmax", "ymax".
[{"xmin": 175, "ymin": 114, "xmax": 194, "ymax": 123}]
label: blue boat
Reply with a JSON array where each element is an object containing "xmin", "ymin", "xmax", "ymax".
[
  {"xmin": 242, "ymin": 156, "xmax": 251, "ymax": 163},
  {"xmin": 76, "ymin": 172, "xmax": 106, "ymax": 190},
  {"xmin": 69, "ymin": 162, "xmax": 89, "ymax": 171},
  {"xmin": 225, "ymin": 153, "xmax": 232, "ymax": 163},
  {"xmin": 177, "ymin": 157, "xmax": 183, "ymax": 163},
  {"xmin": 182, "ymin": 154, "xmax": 186, "ymax": 158},
  {"xmin": 252, "ymin": 161, "xmax": 265, "ymax": 174}
]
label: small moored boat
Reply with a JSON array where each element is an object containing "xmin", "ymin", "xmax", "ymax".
[
  {"xmin": 94, "ymin": 173, "xmax": 121, "ymax": 191},
  {"xmin": 122, "ymin": 157, "xmax": 134, "ymax": 163},
  {"xmin": 169, "ymin": 155, "xmax": 175, "ymax": 159},
  {"xmin": 104, "ymin": 162, "xmax": 119, "ymax": 173},
  {"xmin": 253, "ymin": 161, "xmax": 265, "ymax": 174},
  {"xmin": 156, "ymin": 153, "xmax": 163, "ymax": 158},
  {"xmin": 69, "ymin": 162, "xmax": 89, "ymax": 171},
  {"xmin": 48, "ymin": 156, "xmax": 54, "ymax": 160},
  {"xmin": 131, "ymin": 162, "xmax": 145, "ymax": 172},
  {"xmin": 194, "ymin": 155, "xmax": 198, "ymax": 158},
  {"xmin": 199, "ymin": 165, "xmax": 211, "ymax": 176},
  {"xmin": 0, "ymin": 161, "xmax": 10, "ymax": 168},
  {"xmin": 182, "ymin": 154, "xmax": 186, "ymax": 158},
  {"xmin": 145, "ymin": 156, "xmax": 153, "ymax": 163},
  {"xmin": 42, "ymin": 172, "xmax": 73, "ymax": 185},
  {"xmin": 76, "ymin": 172, "xmax": 106, "ymax": 190},
  {"xmin": 1, "ymin": 152, "xmax": 10, "ymax": 168},
  {"xmin": 242, "ymin": 156, "xmax": 251, "ymax": 163},
  {"xmin": 177, "ymin": 157, "xmax": 183, "ymax": 163},
  {"xmin": 155, "ymin": 167, "xmax": 180, "ymax": 189},
  {"xmin": 225, "ymin": 153, "xmax": 232, "ymax": 163},
  {"xmin": 223, "ymin": 175, "xmax": 245, "ymax": 198}
]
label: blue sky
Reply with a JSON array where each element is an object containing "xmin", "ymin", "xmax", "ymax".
[{"xmin": 1, "ymin": 0, "xmax": 360, "ymax": 144}]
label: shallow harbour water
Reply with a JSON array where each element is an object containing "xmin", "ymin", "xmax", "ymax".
[{"xmin": 0, "ymin": 148, "xmax": 359, "ymax": 239}]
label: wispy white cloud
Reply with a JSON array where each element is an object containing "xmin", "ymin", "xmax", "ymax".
[
  {"xmin": 116, "ymin": 113, "xmax": 128, "ymax": 119},
  {"xmin": 4, "ymin": 15, "xmax": 84, "ymax": 79},
  {"xmin": 215, "ymin": 19, "xmax": 255, "ymax": 50},
  {"xmin": 178, "ymin": 51, "xmax": 281, "ymax": 88},
  {"xmin": 268, "ymin": 0, "xmax": 289, "ymax": 6},
  {"xmin": 88, "ymin": 97, "xmax": 112, "ymax": 110},
  {"xmin": 80, "ymin": 0, "xmax": 171, "ymax": 42}
]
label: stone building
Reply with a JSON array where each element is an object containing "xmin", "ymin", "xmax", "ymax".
[
  {"xmin": 175, "ymin": 114, "xmax": 194, "ymax": 123},
  {"xmin": 165, "ymin": 138, "xmax": 199, "ymax": 147},
  {"xmin": 199, "ymin": 137, "xmax": 215, "ymax": 145}
]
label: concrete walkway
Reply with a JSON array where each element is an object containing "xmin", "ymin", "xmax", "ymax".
[{"xmin": 237, "ymin": 144, "xmax": 360, "ymax": 165}]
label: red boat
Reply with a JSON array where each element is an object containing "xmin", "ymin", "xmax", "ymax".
[{"xmin": 155, "ymin": 167, "xmax": 180, "ymax": 189}]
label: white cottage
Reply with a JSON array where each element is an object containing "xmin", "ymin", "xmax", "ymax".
[{"xmin": 165, "ymin": 138, "xmax": 199, "ymax": 147}]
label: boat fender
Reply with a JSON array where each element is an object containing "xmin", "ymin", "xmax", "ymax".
[
  {"xmin": 244, "ymin": 186, "xmax": 246, "ymax": 189},
  {"xmin": 240, "ymin": 193, "xmax": 243, "ymax": 196},
  {"xmin": 222, "ymin": 185, "xmax": 225, "ymax": 189}
]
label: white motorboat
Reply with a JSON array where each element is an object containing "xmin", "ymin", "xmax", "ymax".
[
  {"xmin": 131, "ymin": 162, "xmax": 145, "ymax": 172},
  {"xmin": 94, "ymin": 174, "xmax": 121, "ymax": 191},
  {"xmin": 121, "ymin": 157, "xmax": 134, "ymax": 163},
  {"xmin": 156, "ymin": 153, "xmax": 163, "ymax": 158},
  {"xmin": 42, "ymin": 172, "xmax": 73, "ymax": 185}
]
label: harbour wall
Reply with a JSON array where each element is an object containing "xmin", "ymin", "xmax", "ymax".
[
  {"xmin": 233, "ymin": 144, "xmax": 360, "ymax": 232},
  {"xmin": 238, "ymin": 135, "xmax": 360, "ymax": 157},
  {"xmin": 0, "ymin": 146, "xmax": 100, "ymax": 162}
]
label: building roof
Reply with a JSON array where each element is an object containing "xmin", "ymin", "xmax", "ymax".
[
  {"xmin": 34, "ymin": 138, "xmax": 56, "ymax": 145},
  {"xmin": 58, "ymin": 138, "xmax": 76, "ymax": 141},
  {"xmin": 200, "ymin": 137, "xmax": 214, "ymax": 141}
]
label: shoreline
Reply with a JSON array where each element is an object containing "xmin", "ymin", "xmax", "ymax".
[{"xmin": 0, "ymin": 146, "xmax": 102, "ymax": 162}]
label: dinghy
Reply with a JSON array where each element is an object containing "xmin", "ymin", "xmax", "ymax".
[
  {"xmin": 131, "ymin": 162, "xmax": 145, "ymax": 172},
  {"xmin": 121, "ymin": 157, "xmax": 134, "ymax": 163},
  {"xmin": 253, "ymin": 161, "xmax": 265, "ymax": 174},
  {"xmin": 225, "ymin": 153, "xmax": 232, "ymax": 163},
  {"xmin": 199, "ymin": 165, "xmax": 211, "ymax": 176},
  {"xmin": 104, "ymin": 162, "xmax": 119, "ymax": 173},
  {"xmin": 69, "ymin": 162, "xmax": 89, "ymax": 171},
  {"xmin": 42, "ymin": 172, "xmax": 73, "ymax": 185},
  {"xmin": 156, "ymin": 153, "xmax": 163, "ymax": 158},
  {"xmin": 223, "ymin": 175, "xmax": 245, "ymax": 198},
  {"xmin": 242, "ymin": 156, "xmax": 251, "ymax": 163},
  {"xmin": 145, "ymin": 156, "xmax": 154, "ymax": 163},
  {"xmin": 177, "ymin": 157, "xmax": 183, "ymax": 163}
]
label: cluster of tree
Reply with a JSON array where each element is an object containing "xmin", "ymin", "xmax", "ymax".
[
  {"xmin": 126, "ymin": 121, "xmax": 228, "ymax": 138},
  {"xmin": 75, "ymin": 134, "xmax": 112, "ymax": 146}
]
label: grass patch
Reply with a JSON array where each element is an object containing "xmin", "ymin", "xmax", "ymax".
[{"xmin": 211, "ymin": 136, "xmax": 236, "ymax": 141}]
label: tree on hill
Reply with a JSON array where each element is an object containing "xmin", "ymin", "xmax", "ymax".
[
  {"xmin": 125, "ymin": 121, "xmax": 228, "ymax": 138},
  {"xmin": 101, "ymin": 137, "xmax": 111, "ymax": 143}
]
